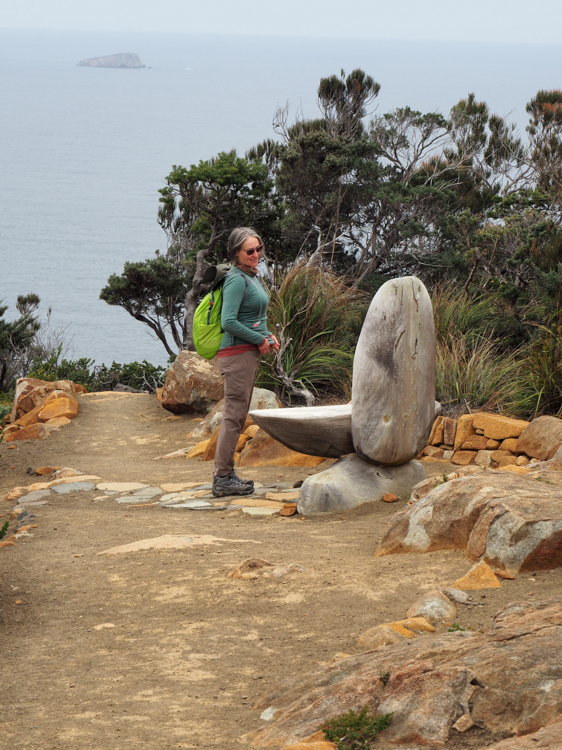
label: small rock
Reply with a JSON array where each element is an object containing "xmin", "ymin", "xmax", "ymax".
[
  {"xmin": 452, "ymin": 713, "xmax": 475, "ymax": 732},
  {"xmin": 382, "ymin": 493, "xmax": 399, "ymax": 503},
  {"xmin": 4, "ymin": 487, "xmax": 24, "ymax": 502},
  {"xmin": 452, "ymin": 560, "xmax": 502, "ymax": 590},
  {"xmin": 441, "ymin": 587, "xmax": 470, "ymax": 603},
  {"xmin": 475, "ymin": 450, "xmax": 493, "ymax": 467},
  {"xmin": 461, "ymin": 436, "xmax": 489, "ymax": 451},
  {"xmin": 186, "ymin": 440, "xmax": 210, "ymax": 458},
  {"xmin": 442, "ymin": 417, "xmax": 457, "ymax": 447},
  {"xmin": 453, "ymin": 414, "xmax": 476, "ymax": 451},
  {"xmin": 357, "ymin": 624, "xmax": 405, "ymax": 650},
  {"xmin": 93, "ymin": 623, "xmax": 115, "ymax": 630},
  {"xmin": 451, "ymin": 450, "xmax": 477, "ymax": 466},
  {"xmin": 228, "ymin": 559, "xmax": 274, "ymax": 578},
  {"xmin": 406, "ymin": 590, "xmax": 457, "ymax": 621}
]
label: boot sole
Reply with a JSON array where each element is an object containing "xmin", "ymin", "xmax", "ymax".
[{"xmin": 212, "ymin": 486, "xmax": 254, "ymax": 498}]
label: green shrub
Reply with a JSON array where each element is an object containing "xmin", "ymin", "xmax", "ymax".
[
  {"xmin": 322, "ymin": 707, "xmax": 392, "ymax": 750},
  {"xmin": 257, "ymin": 263, "xmax": 367, "ymax": 401},
  {"xmin": 27, "ymin": 347, "xmax": 166, "ymax": 394},
  {"xmin": 0, "ymin": 404, "xmax": 11, "ymax": 423},
  {"xmin": 0, "ymin": 520, "xmax": 9, "ymax": 539},
  {"xmin": 28, "ymin": 346, "xmax": 94, "ymax": 386}
]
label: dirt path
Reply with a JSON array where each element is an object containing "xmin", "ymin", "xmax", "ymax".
[{"xmin": 1, "ymin": 393, "xmax": 561, "ymax": 750}]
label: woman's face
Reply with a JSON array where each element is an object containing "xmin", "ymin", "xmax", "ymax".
[{"xmin": 236, "ymin": 236, "xmax": 262, "ymax": 268}]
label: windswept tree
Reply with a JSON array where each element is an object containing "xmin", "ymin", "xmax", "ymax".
[
  {"xmin": 101, "ymin": 151, "xmax": 281, "ymax": 352},
  {"xmin": 0, "ymin": 294, "xmax": 41, "ymax": 392}
]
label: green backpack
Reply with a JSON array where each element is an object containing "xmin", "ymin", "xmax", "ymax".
[{"xmin": 192, "ymin": 265, "xmax": 251, "ymax": 360}]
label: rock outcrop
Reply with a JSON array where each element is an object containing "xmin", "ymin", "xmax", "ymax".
[
  {"xmin": 351, "ymin": 277, "xmax": 437, "ymax": 466},
  {"xmin": 77, "ymin": 53, "xmax": 144, "ymax": 68},
  {"xmin": 375, "ymin": 471, "xmax": 562, "ymax": 573},
  {"xmin": 161, "ymin": 351, "xmax": 223, "ymax": 414},
  {"xmin": 5, "ymin": 378, "xmax": 81, "ymax": 442},
  {"xmin": 297, "ymin": 454, "xmax": 424, "ymax": 515},
  {"xmin": 191, "ymin": 388, "xmax": 280, "ymax": 439},
  {"xmin": 249, "ymin": 404, "xmax": 353, "ymax": 458},
  {"xmin": 238, "ymin": 428, "xmax": 327, "ymax": 468},
  {"xmin": 251, "ymin": 598, "xmax": 562, "ymax": 748}
]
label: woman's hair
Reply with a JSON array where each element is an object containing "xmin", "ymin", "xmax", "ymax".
[{"xmin": 226, "ymin": 226, "xmax": 264, "ymax": 262}]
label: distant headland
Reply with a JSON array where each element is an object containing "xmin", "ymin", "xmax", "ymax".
[{"xmin": 77, "ymin": 53, "xmax": 144, "ymax": 69}]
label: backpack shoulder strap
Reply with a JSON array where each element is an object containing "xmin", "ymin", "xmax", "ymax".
[{"xmin": 228, "ymin": 268, "xmax": 253, "ymax": 304}]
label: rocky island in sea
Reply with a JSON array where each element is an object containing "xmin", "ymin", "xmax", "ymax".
[{"xmin": 77, "ymin": 53, "xmax": 144, "ymax": 69}]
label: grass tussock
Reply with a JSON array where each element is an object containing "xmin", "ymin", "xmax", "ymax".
[{"xmin": 257, "ymin": 262, "xmax": 366, "ymax": 401}]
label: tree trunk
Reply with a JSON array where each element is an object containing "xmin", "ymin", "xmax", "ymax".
[{"xmin": 182, "ymin": 233, "xmax": 216, "ymax": 350}]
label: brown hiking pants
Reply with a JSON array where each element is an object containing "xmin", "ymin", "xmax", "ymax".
[{"xmin": 214, "ymin": 349, "xmax": 261, "ymax": 478}]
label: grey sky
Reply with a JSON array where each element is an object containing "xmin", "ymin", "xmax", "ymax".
[{"xmin": 1, "ymin": 0, "xmax": 561, "ymax": 45}]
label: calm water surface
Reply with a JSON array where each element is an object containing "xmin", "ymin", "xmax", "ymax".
[{"xmin": 1, "ymin": 30, "xmax": 561, "ymax": 364}]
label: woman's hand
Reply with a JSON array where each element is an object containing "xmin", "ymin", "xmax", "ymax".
[
  {"xmin": 258, "ymin": 337, "xmax": 271, "ymax": 354},
  {"xmin": 270, "ymin": 334, "xmax": 280, "ymax": 352}
]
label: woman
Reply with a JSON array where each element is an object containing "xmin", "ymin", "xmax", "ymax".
[{"xmin": 212, "ymin": 227, "xmax": 279, "ymax": 498}]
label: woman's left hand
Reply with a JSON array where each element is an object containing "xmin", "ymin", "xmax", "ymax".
[{"xmin": 270, "ymin": 334, "xmax": 280, "ymax": 352}]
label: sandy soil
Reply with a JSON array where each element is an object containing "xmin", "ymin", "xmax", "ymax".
[{"xmin": 1, "ymin": 392, "xmax": 561, "ymax": 750}]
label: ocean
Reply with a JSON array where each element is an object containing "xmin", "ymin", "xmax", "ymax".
[{"xmin": 2, "ymin": 29, "xmax": 562, "ymax": 366}]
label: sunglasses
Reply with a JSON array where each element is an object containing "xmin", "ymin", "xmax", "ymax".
[{"xmin": 244, "ymin": 244, "xmax": 263, "ymax": 256}]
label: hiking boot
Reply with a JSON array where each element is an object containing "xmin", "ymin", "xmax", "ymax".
[
  {"xmin": 212, "ymin": 471, "xmax": 254, "ymax": 497},
  {"xmin": 231, "ymin": 470, "xmax": 254, "ymax": 488}
]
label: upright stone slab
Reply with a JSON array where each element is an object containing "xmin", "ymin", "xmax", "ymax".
[
  {"xmin": 352, "ymin": 276, "xmax": 436, "ymax": 465},
  {"xmin": 297, "ymin": 454, "xmax": 424, "ymax": 515}
]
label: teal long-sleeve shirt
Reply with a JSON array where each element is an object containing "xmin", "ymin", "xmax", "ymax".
[{"xmin": 219, "ymin": 269, "xmax": 272, "ymax": 349}]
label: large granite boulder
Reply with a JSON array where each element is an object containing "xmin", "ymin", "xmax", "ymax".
[
  {"xmin": 161, "ymin": 351, "xmax": 223, "ymax": 414},
  {"xmin": 249, "ymin": 404, "xmax": 353, "ymax": 458},
  {"xmin": 190, "ymin": 388, "xmax": 281, "ymax": 438},
  {"xmin": 251, "ymin": 598, "xmax": 562, "ymax": 748},
  {"xmin": 297, "ymin": 454, "xmax": 424, "ymax": 515},
  {"xmin": 351, "ymin": 277, "xmax": 436, "ymax": 466},
  {"xmin": 375, "ymin": 471, "xmax": 562, "ymax": 573}
]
